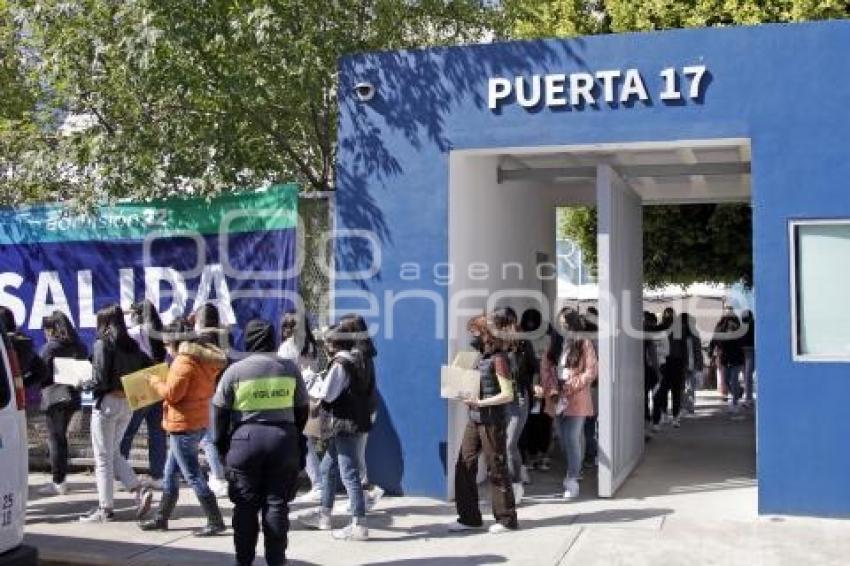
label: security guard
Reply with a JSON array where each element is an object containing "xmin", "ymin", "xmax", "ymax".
[{"xmin": 212, "ymin": 319, "xmax": 308, "ymax": 566}]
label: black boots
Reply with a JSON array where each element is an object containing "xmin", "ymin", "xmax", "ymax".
[
  {"xmin": 140, "ymin": 492, "xmax": 178, "ymax": 531},
  {"xmin": 195, "ymin": 493, "xmax": 226, "ymax": 537},
  {"xmin": 139, "ymin": 492, "xmax": 225, "ymax": 536}
]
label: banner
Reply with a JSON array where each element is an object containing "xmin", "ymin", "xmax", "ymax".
[{"xmin": 0, "ymin": 184, "xmax": 299, "ymax": 351}]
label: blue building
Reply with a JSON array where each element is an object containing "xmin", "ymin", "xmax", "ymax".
[{"xmin": 334, "ymin": 20, "xmax": 850, "ymax": 517}]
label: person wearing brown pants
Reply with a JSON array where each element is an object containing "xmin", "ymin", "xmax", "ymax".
[{"xmin": 449, "ymin": 313, "xmax": 519, "ymax": 535}]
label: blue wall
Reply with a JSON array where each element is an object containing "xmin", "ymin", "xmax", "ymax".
[{"xmin": 335, "ymin": 21, "xmax": 850, "ymax": 516}]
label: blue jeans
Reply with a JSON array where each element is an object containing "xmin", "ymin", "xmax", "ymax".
[
  {"xmin": 320, "ymin": 433, "xmax": 365, "ymax": 518},
  {"xmin": 119, "ymin": 401, "xmax": 166, "ymax": 480},
  {"xmin": 555, "ymin": 415, "xmax": 586, "ymax": 481},
  {"xmin": 724, "ymin": 365, "xmax": 743, "ymax": 405},
  {"xmin": 200, "ymin": 429, "xmax": 226, "ymax": 481},
  {"xmin": 162, "ymin": 429, "xmax": 213, "ymax": 499},
  {"xmin": 505, "ymin": 397, "xmax": 529, "ymax": 483}
]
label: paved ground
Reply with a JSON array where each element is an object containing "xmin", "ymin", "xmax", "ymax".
[{"xmin": 24, "ymin": 393, "xmax": 850, "ymax": 565}]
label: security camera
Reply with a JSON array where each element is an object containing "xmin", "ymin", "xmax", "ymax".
[{"xmin": 353, "ymin": 82, "xmax": 375, "ymax": 102}]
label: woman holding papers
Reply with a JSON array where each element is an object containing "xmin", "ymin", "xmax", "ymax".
[
  {"xmin": 140, "ymin": 318, "xmax": 228, "ymax": 537},
  {"xmin": 120, "ymin": 301, "xmax": 168, "ymax": 489},
  {"xmin": 448, "ymin": 313, "xmax": 518, "ymax": 535},
  {"xmin": 80, "ymin": 305, "xmax": 154, "ymax": 523},
  {"xmin": 35, "ymin": 311, "xmax": 88, "ymax": 496}
]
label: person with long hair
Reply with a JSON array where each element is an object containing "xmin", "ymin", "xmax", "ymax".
[
  {"xmin": 497, "ymin": 307, "xmax": 535, "ymax": 503},
  {"xmin": 643, "ymin": 311, "xmax": 661, "ymax": 427},
  {"xmin": 448, "ymin": 313, "xmax": 518, "ymax": 534},
  {"xmin": 279, "ymin": 311, "xmax": 324, "ymax": 504},
  {"xmin": 0, "ymin": 306, "xmax": 46, "ymax": 402},
  {"xmin": 35, "ymin": 311, "xmax": 88, "ymax": 496},
  {"xmin": 80, "ymin": 304, "xmax": 153, "ymax": 523},
  {"xmin": 300, "ymin": 315, "xmax": 375, "ymax": 540},
  {"xmin": 120, "ymin": 301, "xmax": 168, "ymax": 488},
  {"xmin": 140, "ymin": 318, "xmax": 228, "ymax": 536},
  {"xmin": 190, "ymin": 302, "xmax": 230, "ymax": 497},
  {"xmin": 518, "ymin": 308, "xmax": 553, "ymax": 475},
  {"xmin": 683, "ymin": 313, "xmax": 704, "ymax": 414},
  {"xmin": 338, "ymin": 313, "xmax": 385, "ymax": 511},
  {"xmin": 652, "ymin": 311, "xmax": 688, "ymax": 431},
  {"xmin": 710, "ymin": 312, "xmax": 746, "ymax": 417},
  {"xmin": 543, "ymin": 308, "xmax": 598, "ymax": 500}
]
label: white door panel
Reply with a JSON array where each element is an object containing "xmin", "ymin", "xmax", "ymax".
[{"xmin": 597, "ymin": 164, "xmax": 645, "ymax": 498}]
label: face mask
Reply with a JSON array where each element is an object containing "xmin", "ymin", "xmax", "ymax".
[{"xmin": 469, "ymin": 335, "xmax": 485, "ymax": 352}]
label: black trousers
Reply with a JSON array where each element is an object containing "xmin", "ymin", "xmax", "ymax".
[
  {"xmin": 455, "ymin": 420, "xmax": 518, "ymax": 529},
  {"xmin": 225, "ymin": 423, "xmax": 301, "ymax": 566},
  {"xmin": 45, "ymin": 403, "xmax": 77, "ymax": 484},
  {"xmin": 653, "ymin": 360, "xmax": 685, "ymax": 424},
  {"xmin": 520, "ymin": 411, "xmax": 552, "ymax": 460}
]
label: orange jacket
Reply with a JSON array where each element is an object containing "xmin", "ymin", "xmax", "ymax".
[{"xmin": 151, "ymin": 342, "xmax": 227, "ymax": 433}]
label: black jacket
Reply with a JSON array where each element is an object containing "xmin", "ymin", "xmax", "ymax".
[
  {"xmin": 89, "ymin": 335, "xmax": 152, "ymax": 407},
  {"xmin": 38, "ymin": 338, "xmax": 89, "ymax": 410},
  {"xmin": 319, "ymin": 351, "xmax": 373, "ymax": 438},
  {"xmin": 9, "ymin": 331, "xmax": 47, "ymax": 389}
]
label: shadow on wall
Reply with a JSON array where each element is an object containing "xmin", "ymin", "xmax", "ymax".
[
  {"xmin": 335, "ymin": 39, "xmax": 587, "ymax": 495},
  {"xmin": 335, "ymin": 39, "xmax": 588, "ymax": 286},
  {"xmin": 366, "ymin": 392, "xmax": 405, "ymax": 495}
]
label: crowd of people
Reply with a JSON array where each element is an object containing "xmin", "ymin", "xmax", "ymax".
[
  {"xmin": 644, "ymin": 305, "xmax": 757, "ymax": 434},
  {"xmin": 0, "ymin": 297, "xmax": 755, "ymax": 563}
]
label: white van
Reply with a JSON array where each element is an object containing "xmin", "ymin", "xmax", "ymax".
[{"xmin": 0, "ymin": 331, "xmax": 36, "ymax": 564}]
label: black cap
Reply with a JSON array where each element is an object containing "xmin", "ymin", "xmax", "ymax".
[{"xmin": 244, "ymin": 319, "xmax": 276, "ymax": 353}]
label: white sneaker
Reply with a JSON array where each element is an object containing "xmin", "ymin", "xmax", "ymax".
[
  {"xmin": 672, "ymin": 417, "xmax": 681, "ymax": 428},
  {"xmin": 512, "ymin": 482, "xmax": 524, "ymax": 504},
  {"xmin": 208, "ymin": 477, "xmax": 229, "ymax": 498},
  {"xmin": 38, "ymin": 482, "xmax": 68, "ymax": 497},
  {"xmin": 299, "ymin": 509, "xmax": 332, "ymax": 531},
  {"xmin": 488, "ymin": 523, "xmax": 513, "ymax": 534},
  {"xmin": 332, "ymin": 519, "xmax": 368, "ymax": 541},
  {"xmin": 79, "ymin": 507, "xmax": 114, "ymax": 523},
  {"xmin": 294, "ymin": 487, "xmax": 323, "ymax": 504},
  {"xmin": 520, "ymin": 465, "xmax": 531, "ymax": 485},
  {"xmin": 448, "ymin": 520, "xmax": 483, "ymax": 533},
  {"xmin": 366, "ymin": 486, "xmax": 385, "ymax": 511},
  {"xmin": 651, "ymin": 424, "xmax": 661, "ymax": 434},
  {"xmin": 562, "ymin": 479, "xmax": 580, "ymax": 500}
]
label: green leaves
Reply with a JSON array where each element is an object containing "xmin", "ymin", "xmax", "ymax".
[{"xmin": 3, "ymin": 0, "xmax": 500, "ymax": 205}]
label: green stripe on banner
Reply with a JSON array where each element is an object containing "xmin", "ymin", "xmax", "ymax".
[
  {"xmin": 233, "ymin": 376, "xmax": 297, "ymax": 412},
  {"xmin": 0, "ymin": 183, "xmax": 298, "ymax": 245}
]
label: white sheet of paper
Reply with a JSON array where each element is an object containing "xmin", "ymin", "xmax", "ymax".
[{"xmin": 53, "ymin": 358, "xmax": 92, "ymax": 387}]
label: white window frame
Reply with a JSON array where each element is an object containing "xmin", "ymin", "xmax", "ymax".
[{"xmin": 789, "ymin": 218, "xmax": 850, "ymax": 362}]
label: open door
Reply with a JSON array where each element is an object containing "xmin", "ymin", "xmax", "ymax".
[{"xmin": 597, "ymin": 164, "xmax": 645, "ymax": 498}]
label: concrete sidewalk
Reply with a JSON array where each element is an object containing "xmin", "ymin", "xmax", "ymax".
[{"xmin": 24, "ymin": 393, "xmax": 850, "ymax": 565}]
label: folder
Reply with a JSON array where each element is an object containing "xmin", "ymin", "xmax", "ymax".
[{"xmin": 121, "ymin": 363, "xmax": 169, "ymax": 411}]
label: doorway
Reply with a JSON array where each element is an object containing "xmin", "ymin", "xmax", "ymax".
[{"xmin": 447, "ymin": 138, "xmax": 754, "ymax": 501}]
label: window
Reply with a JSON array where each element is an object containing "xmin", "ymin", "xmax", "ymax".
[{"xmin": 791, "ymin": 221, "xmax": 850, "ymax": 361}]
